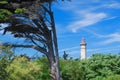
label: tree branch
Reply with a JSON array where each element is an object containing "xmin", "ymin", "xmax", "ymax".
[
  {"xmin": 1, "ymin": 43, "xmax": 34, "ymax": 48},
  {"xmin": 1, "ymin": 43, "xmax": 47, "ymax": 54}
]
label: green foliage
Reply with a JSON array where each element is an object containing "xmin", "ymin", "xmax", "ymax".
[
  {"xmin": 0, "ymin": 9, "xmax": 12, "ymax": 22},
  {"xmin": 0, "ymin": 45, "xmax": 50, "ymax": 80},
  {"xmin": 60, "ymin": 59, "xmax": 84, "ymax": 80},
  {"xmin": 60, "ymin": 54, "xmax": 120, "ymax": 80},
  {"xmin": 0, "ymin": 0, "xmax": 8, "ymax": 4},
  {"xmin": 15, "ymin": 8, "xmax": 25, "ymax": 14},
  {"xmin": 0, "ymin": 58, "xmax": 9, "ymax": 80},
  {"xmin": 0, "ymin": 46, "xmax": 13, "ymax": 60},
  {"xmin": 102, "ymin": 75, "xmax": 120, "ymax": 80},
  {"xmin": 17, "ymin": 54, "xmax": 119, "ymax": 80},
  {"xmin": 86, "ymin": 54, "xmax": 120, "ymax": 80},
  {"xmin": 35, "ymin": 57, "xmax": 50, "ymax": 80},
  {"xmin": 0, "ymin": 46, "xmax": 120, "ymax": 80},
  {"xmin": 0, "ymin": 46, "xmax": 13, "ymax": 80},
  {"xmin": 6, "ymin": 56, "xmax": 41, "ymax": 80}
]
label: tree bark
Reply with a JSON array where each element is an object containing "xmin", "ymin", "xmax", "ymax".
[{"xmin": 50, "ymin": 11, "xmax": 61, "ymax": 80}]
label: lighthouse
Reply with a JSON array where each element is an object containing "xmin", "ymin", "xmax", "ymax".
[{"xmin": 80, "ymin": 38, "xmax": 87, "ymax": 59}]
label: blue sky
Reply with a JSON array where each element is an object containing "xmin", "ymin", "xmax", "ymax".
[
  {"xmin": 1, "ymin": 0, "xmax": 120, "ymax": 58},
  {"xmin": 53, "ymin": 0, "xmax": 120, "ymax": 58}
]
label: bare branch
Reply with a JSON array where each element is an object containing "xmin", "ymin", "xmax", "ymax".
[
  {"xmin": 1, "ymin": 43, "xmax": 34, "ymax": 48},
  {"xmin": 1, "ymin": 43, "xmax": 47, "ymax": 54}
]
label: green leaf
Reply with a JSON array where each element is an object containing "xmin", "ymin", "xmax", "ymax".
[
  {"xmin": 15, "ymin": 8, "xmax": 25, "ymax": 14},
  {"xmin": 0, "ymin": 0, "xmax": 8, "ymax": 4},
  {"xmin": 0, "ymin": 9, "xmax": 12, "ymax": 22}
]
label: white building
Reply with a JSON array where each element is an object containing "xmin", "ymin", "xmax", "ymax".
[{"xmin": 80, "ymin": 38, "xmax": 87, "ymax": 59}]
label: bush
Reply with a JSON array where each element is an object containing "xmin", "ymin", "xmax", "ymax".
[{"xmin": 102, "ymin": 75, "xmax": 120, "ymax": 80}]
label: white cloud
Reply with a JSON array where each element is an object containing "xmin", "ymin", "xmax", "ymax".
[
  {"xmin": 79, "ymin": 30, "xmax": 120, "ymax": 45},
  {"xmin": 104, "ymin": 2, "xmax": 120, "ymax": 9},
  {"xmin": 0, "ymin": 31, "xmax": 3, "ymax": 34},
  {"xmin": 68, "ymin": 12, "xmax": 107, "ymax": 32},
  {"xmin": 56, "ymin": 0, "xmax": 85, "ymax": 11},
  {"xmin": 67, "ymin": 50, "xmax": 80, "ymax": 57},
  {"xmin": 104, "ymin": 16, "xmax": 118, "ymax": 20},
  {"xmin": 57, "ymin": 0, "xmax": 120, "ymax": 11},
  {"xmin": 87, "ymin": 45, "xmax": 120, "ymax": 52},
  {"xmin": 79, "ymin": 28, "xmax": 120, "ymax": 45},
  {"xmin": 82, "ymin": 28, "xmax": 104, "ymax": 38},
  {"xmin": 99, "ymin": 33, "xmax": 120, "ymax": 45},
  {"xmin": 55, "ymin": 0, "xmax": 120, "ymax": 34},
  {"xmin": 59, "ymin": 46, "xmax": 79, "ymax": 52}
]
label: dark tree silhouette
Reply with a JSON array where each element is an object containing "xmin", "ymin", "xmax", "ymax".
[
  {"xmin": 0, "ymin": 0, "xmax": 69, "ymax": 80},
  {"xmin": 63, "ymin": 51, "xmax": 69, "ymax": 60}
]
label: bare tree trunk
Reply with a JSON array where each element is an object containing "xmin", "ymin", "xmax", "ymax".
[
  {"xmin": 46, "ymin": 30, "xmax": 60, "ymax": 80},
  {"xmin": 51, "ymin": 12, "xmax": 61, "ymax": 80}
]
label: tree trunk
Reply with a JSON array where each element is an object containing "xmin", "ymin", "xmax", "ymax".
[
  {"xmin": 46, "ymin": 30, "xmax": 60, "ymax": 80},
  {"xmin": 47, "ymin": 54, "xmax": 60, "ymax": 80},
  {"xmin": 51, "ymin": 12, "xmax": 61, "ymax": 80}
]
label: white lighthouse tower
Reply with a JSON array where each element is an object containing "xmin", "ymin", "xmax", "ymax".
[{"xmin": 80, "ymin": 38, "xmax": 87, "ymax": 59}]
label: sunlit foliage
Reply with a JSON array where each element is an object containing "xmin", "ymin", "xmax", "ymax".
[{"xmin": 6, "ymin": 56, "xmax": 41, "ymax": 80}]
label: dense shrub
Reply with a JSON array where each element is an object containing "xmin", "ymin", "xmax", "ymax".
[{"xmin": 0, "ymin": 47, "xmax": 120, "ymax": 80}]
